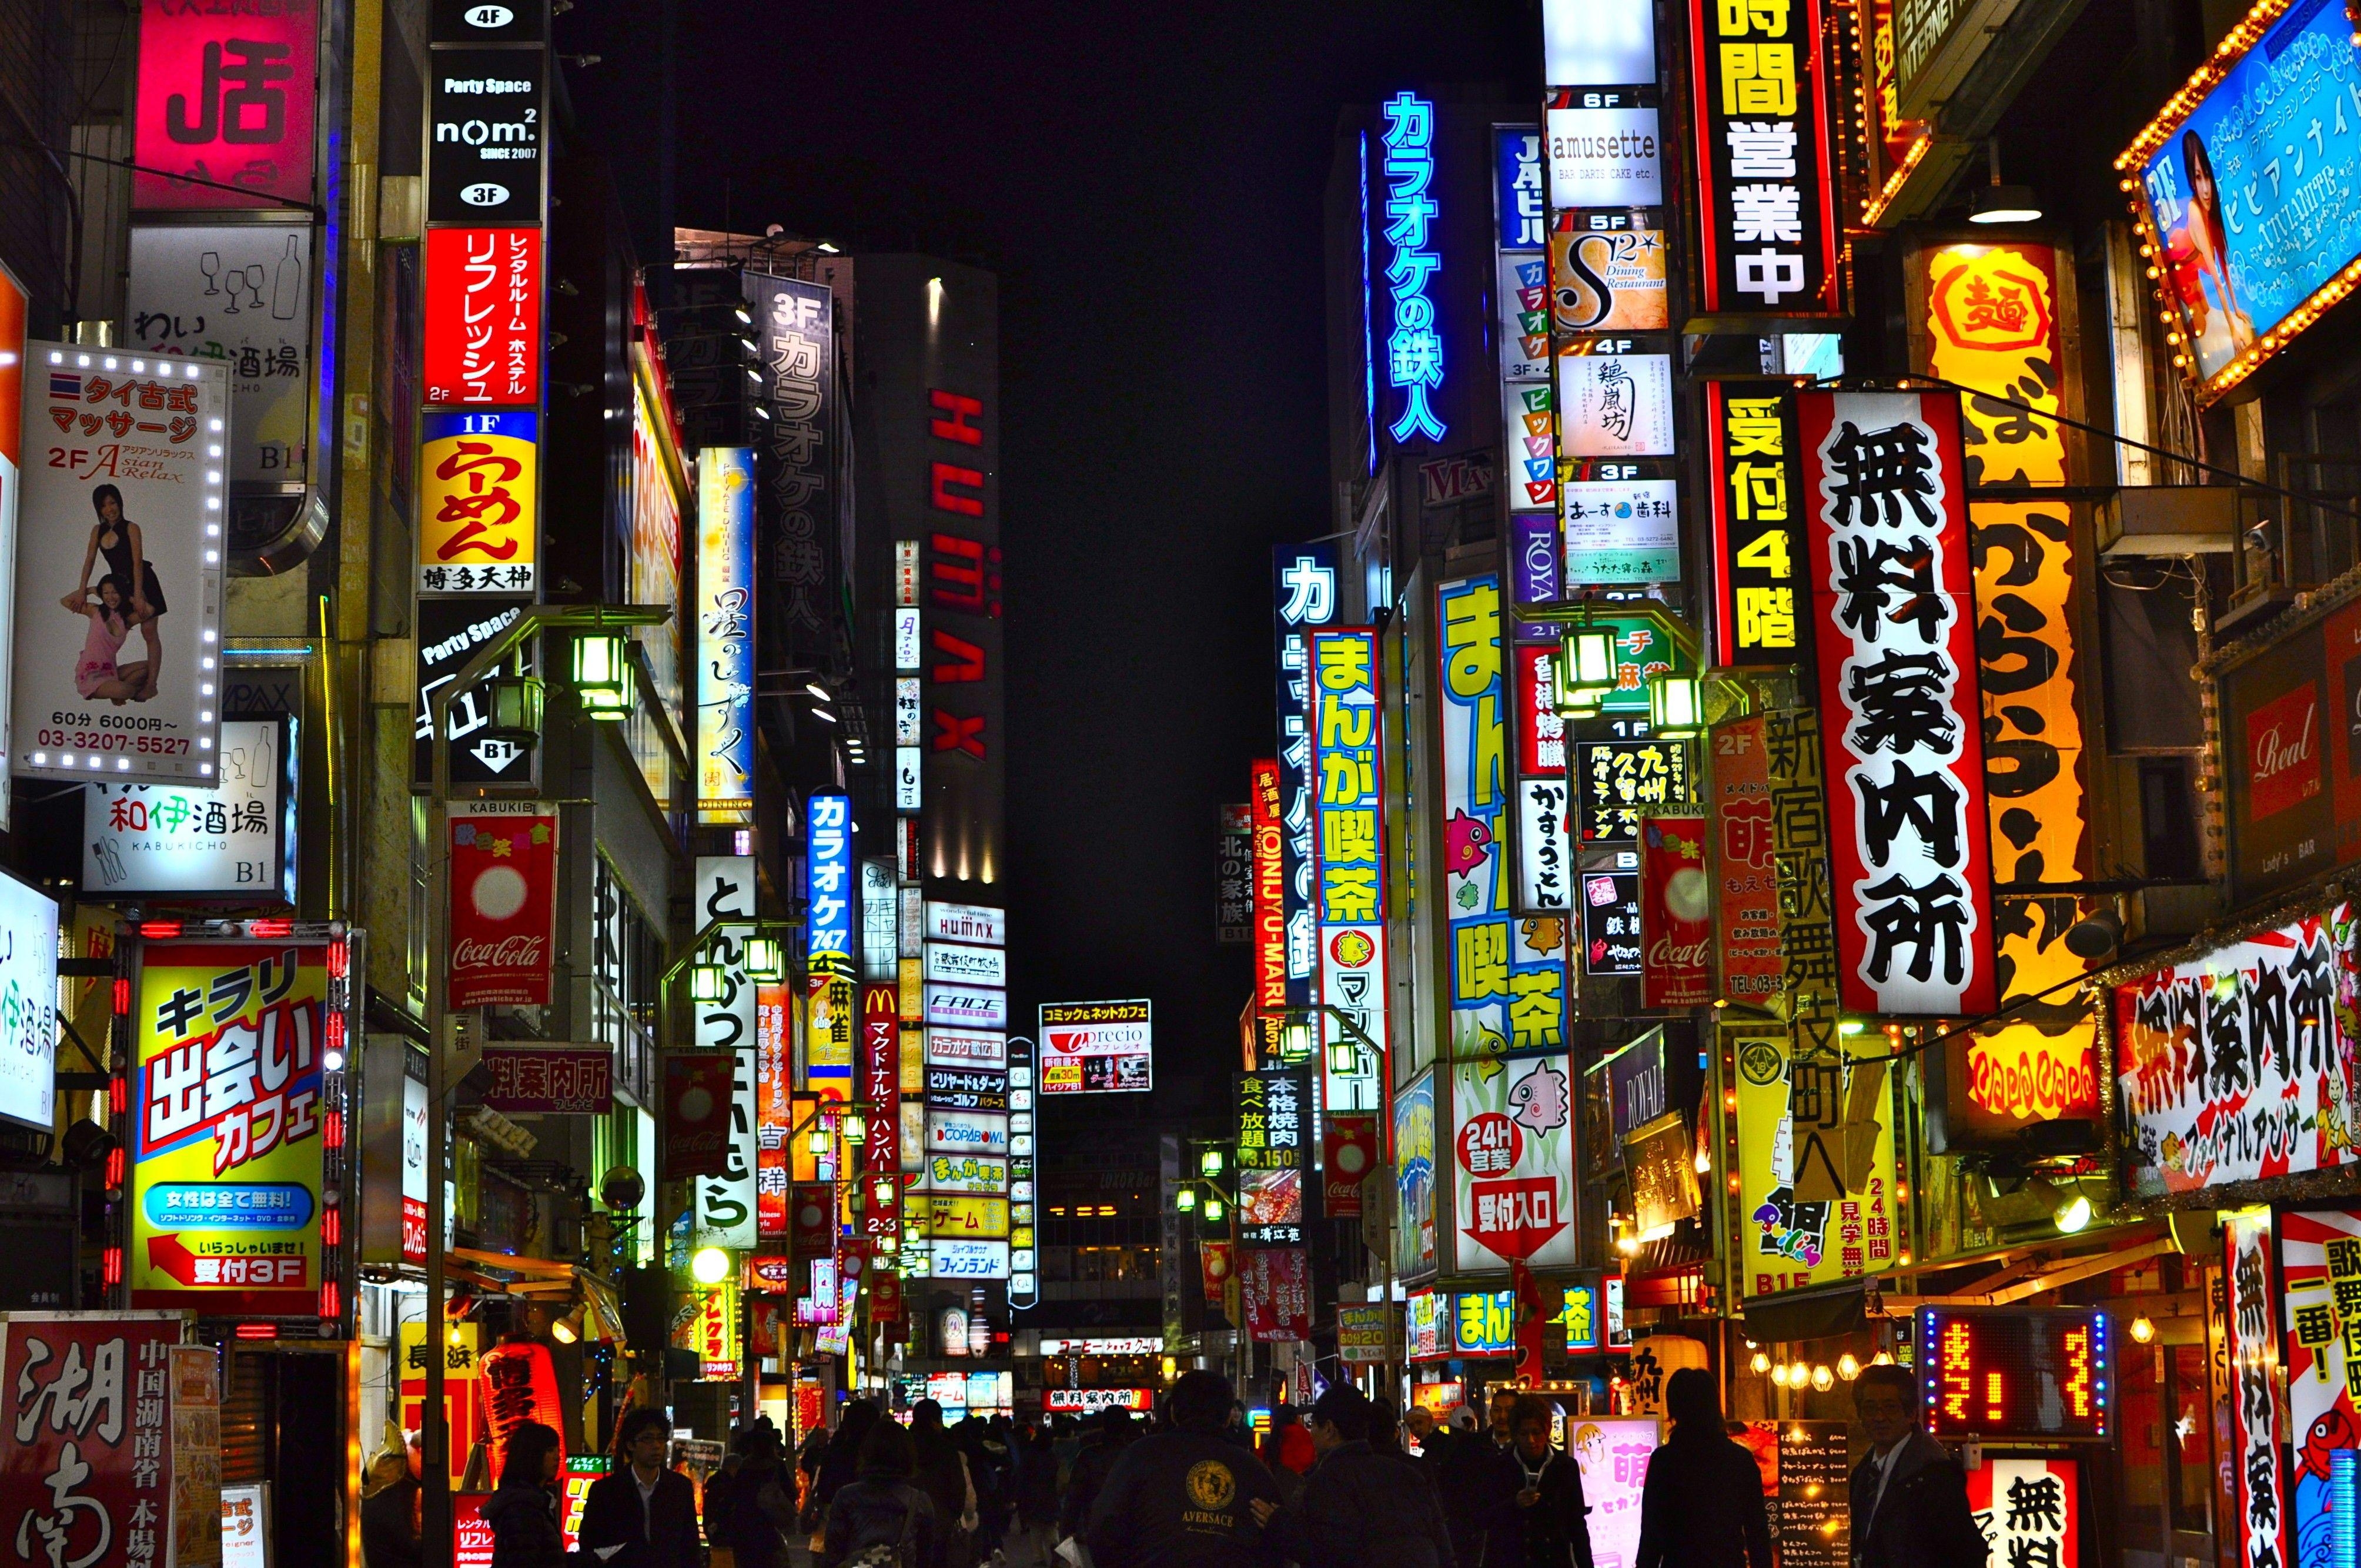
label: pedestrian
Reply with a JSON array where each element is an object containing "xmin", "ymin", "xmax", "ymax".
[
  {"xmin": 1085, "ymin": 1369, "xmax": 1283, "ymax": 1568},
  {"xmin": 728, "ymin": 1429, "xmax": 799, "ymax": 1568},
  {"xmin": 1403, "ymin": 1406, "xmax": 1438, "ymax": 1459},
  {"xmin": 481, "ymin": 1422, "xmax": 567, "ymax": 1568},
  {"xmin": 1059, "ymin": 1406, "xmax": 1139, "ymax": 1544},
  {"xmin": 1260, "ymin": 1406, "xmax": 1315, "ymax": 1502},
  {"xmin": 801, "ymin": 1417, "xmax": 835, "ymax": 1534},
  {"xmin": 1487, "ymin": 1388, "xmax": 1521, "ymax": 1451},
  {"xmin": 1634, "ymin": 1369, "xmax": 1773, "ymax": 1568},
  {"xmin": 817, "ymin": 1402, "xmax": 887, "ymax": 1537},
  {"xmin": 359, "ymin": 1444, "xmax": 421, "ymax": 1568},
  {"xmin": 822, "ymin": 1419, "xmax": 939, "ymax": 1568},
  {"xmin": 1252, "ymin": 1383, "xmax": 1455, "ymax": 1568},
  {"xmin": 1431, "ymin": 1403, "xmax": 1510, "ymax": 1568},
  {"xmin": 1496, "ymin": 1394, "xmax": 1594, "ymax": 1568},
  {"xmin": 1012, "ymin": 1423, "xmax": 1060, "ymax": 1564},
  {"xmin": 1847, "ymin": 1363, "xmax": 1988, "ymax": 1568},
  {"xmin": 577, "ymin": 1407, "xmax": 703, "ymax": 1568},
  {"xmin": 705, "ymin": 1449, "xmax": 744, "ymax": 1550},
  {"xmin": 957, "ymin": 1414, "xmax": 1012, "ymax": 1560},
  {"xmin": 911, "ymin": 1400, "xmax": 978, "ymax": 1567}
]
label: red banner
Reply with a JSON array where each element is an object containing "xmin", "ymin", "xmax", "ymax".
[
  {"xmin": 862, "ymin": 982, "xmax": 899, "ymax": 1175},
  {"xmin": 1639, "ymin": 815, "xmax": 1712, "ymax": 1008},
  {"xmin": 1250, "ymin": 759, "xmax": 1286, "ymax": 1011},
  {"xmin": 868, "ymin": 1267, "xmax": 904, "ymax": 1323},
  {"xmin": 0, "ymin": 1315, "xmax": 182, "ymax": 1568},
  {"xmin": 1240, "ymin": 1248, "xmax": 1310, "ymax": 1342},
  {"xmin": 447, "ymin": 804, "xmax": 557, "ymax": 1009},
  {"xmin": 1514, "ymin": 646, "xmax": 1569, "ymax": 777},
  {"xmin": 791, "ymin": 1183, "xmax": 837, "ymax": 1264},
  {"xmin": 477, "ymin": 1341, "xmax": 564, "ymax": 1483},
  {"xmin": 1199, "ymin": 1240, "xmax": 1234, "ymax": 1305},
  {"xmin": 1797, "ymin": 389, "xmax": 1995, "ymax": 1016},
  {"xmin": 1709, "ymin": 716, "xmax": 1783, "ymax": 1005},
  {"xmin": 424, "ymin": 226, "xmax": 544, "ymax": 409},
  {"xmin": 757, "ymin": 981, "xmax": 791, "ymax": 1237},
  {"xmin": 133, "ymin": 0, "xmax": 319, "ymax": 209},
  {"xmin": 663, "ymin": 1054, "xmax": 734, "ymax": 1179},
  {"xmin": 1322, "ymin": 1114, "xmax": 1377, "ymax": 1216},
  {"xmin": 481, "ymin": 1045, "xmax": 611, "ymax": 1114}
]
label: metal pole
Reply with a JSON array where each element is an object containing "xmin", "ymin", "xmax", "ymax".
[{"xmin": 422, "ymin": 672, "xmax": 454, "ymax": 1565}]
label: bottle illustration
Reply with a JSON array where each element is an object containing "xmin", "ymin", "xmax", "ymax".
[{"xmin": 272, "ymin": 235, "xmax": 301, "ymax": 321}]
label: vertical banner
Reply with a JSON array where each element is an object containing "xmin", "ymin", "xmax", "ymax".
[
  {"xmin": 1639, "ymin": 815, "xmax": 1711, "ymax": 1007},
  {"xmin": 1437, "ymin": 576, "xmax": 1517, "ymax": 1059},
  {"xmin": 1733, "ymin": 1031, "xmax": 1899, "ymax": 1298},
  {"xmin": 1766, "ymin": 707, "xmax": 1839, "ymax": 1024},
  {"xmin": 1218, "ymin": 803, "xmax": 1254, "ymax": 944},
  {"xmin": 1705, "ymin": 383, "xmax": 1812, "ymax": 676},
  {"xmin": 1496, "ymin": 125, "xmax": 1556, "ymax": 515},
  {"xmin": 1687, "ymin": 0, "xmax": 1841, "ymax": 317},
  {"xmin": 15, "ymin": 344, "xmax": 228, "ymax": 786},
  {"xmin": 1379, "ymin": 92, "xmax": 1447, "ymax": 444},
  {"xmin": 132, "ymin": 940, "xmax": 336, "ymax": 1313},
  {"xmin": 2276, "ymin": 1207, "xmax": 2361, "ymax": 1565},
  {"xmin": 1275, "ymin": 546, "xmax": 1340, "ymax": 1011},
  {"xmin": 806, "ymin": 793, "xmax": 855, "ymax": 1094},
  {"xmin": 663, "ymin": 1055, "xmax": 733, "ymax": 1179},
  {"xmin": 1235, "ymin": 1069, "xmax": 1310, "ymax": 1247},
  {"xmin": 861, "ymin": 982, "xmax": 899, "ymax": 1174},
  {"xmin": 1309, "ymin": 627, "xmax": 1387, "ymax": 1112},
  {"xmin": 691, "ymin": 855, "xmax": 757, "ymax": 1248},
  {"xmin": 417, "ymin": 410, "xmax": 539, "ymax": 594},
  {"xmin": 0, "ymin": 1315, "xmax": 185, "ymax": 1568},
  {"xmin": 695, "ymin": 447, "xmax": 756, "ymax": 824},
  {"xmin": 447, "ymin": 803, "xmax": 556, "ymax": 1008},
  {"xmin": 2227, "ymin": 1209, "xmax": 2290, "ymax": 1568},
  {"xmin": 1797, "ymin": 390, "xmax": 1995, "ymax": 1016},
  {"xmin": 756, "ymin": 981, "xmax": 791, "ymax": 1237},
  {"xmin": 1250, "ymin": 759, "xmax": 1288, "ymax": 1017},
  {"xmin": 1710, "ymin": 716, "xmax": 1784, "ymax": 1007},
  {"xmin": 133, "ymin": 0, "xmax": 319, "ymax": 208},
  {"xmin": 1451, "ymin": 1049, "xmax": 1577, "ymax": 1272},
  {"xmin": 1240, "ymin": 1248, "xmax": 1312, "ymax": 1341},
  {"xmin": 1394, "ymin": 1069, "xmax": 1437, "ymax": 1279},
  {"xmin": 1322, "ymin": 1114, "xmax": 1377, "ymax": 1216},
  {"xmin": 422, "ymin": 226, "xmax": 543, "ymax": 409}
]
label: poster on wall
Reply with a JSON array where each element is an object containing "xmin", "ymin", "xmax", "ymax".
[
  {"xmin": 1733, "ymin": 1032, "xmax": 1899, "ymax": 1298},
  {"xmin": 133, "ymin": 0, "xmax": 319, "ymax": 209},
  {"xmin": 1797, "ymin": 389, "xmax": 1994, "ymax": 1017},
  {"xmin": 1451, "ymin": 1049, "xmax": 1578, "ymax": 1273},
  {"xmin": 125, "ymin": 226, "xmax": 312, "ymax": 486},
  {"xmin": 2115, "ymin": 905, "xmax": 2360, "ymax": 1198},
  {"xmin": 131, "ymin": 937, "xmax": 341, "ymax": 1314},
  {"xmin": 0, "ymin": 1313, "xmax": 186, "ymax": 1568},
  {"xmin": 447, "ymin": 803, "xmax": 555, "ymax": 1008},
  {"xmin": 15, "ymin": 343, "xmax": 227, "ymax": 786}
]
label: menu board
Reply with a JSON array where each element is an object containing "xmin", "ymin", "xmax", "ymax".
[{"xmin": 1778, "ymin": 1420, "xmax": 1850, "ymax": 1568}]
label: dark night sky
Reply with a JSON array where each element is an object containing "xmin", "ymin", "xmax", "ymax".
[{"xmin": 563, "ymin": 2, "xmax": 1534, "ymax": 1115}]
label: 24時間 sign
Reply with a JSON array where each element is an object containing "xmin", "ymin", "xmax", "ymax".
[
  {"xmin": 1798, "ymin": 390, "xmax": 1995, "ymax": 1015},
  {"xmin": 1686, "ymin": 0, "xmax": 1841, "ymax": 317},
  {"xmin": 1038, "ymin": 1000, "xmax": 1152, "ymax": 1095},
  {"xmin": 1308, "ymin": 628, "xmax": 1387, "ymax": 1114}
]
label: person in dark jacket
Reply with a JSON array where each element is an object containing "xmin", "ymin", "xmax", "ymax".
[
  {"xmin": 481, "ymin": 1422, "xmax": 567, "ymax": 1568},
  {"xmin": 823, "ymin": 1420, "xmax": 939, "ymax": 1568},
  {"xmin": 957, "ymin": 1415, "xmax": 1011, "ymax": 1556},
  {"xmin": 1086, "ymin": 1370, "xmax": 1283, "ymax": 1568},
  {"xmin": 1014, "ymin": 1423, "xmax": 1059, "ymax": 1557},
  {"xmin": 1059, "ymin": 1406, "xmax": 1139, "ymax": 1542},
  {"xmin": 1497, "ymin": 1395, "xmax": 1594, "ymax": 1568},
  {"xmin": 909, "ymin": 1401, "xmax": 974, "ymax": 1568},
  {"xmin": 1848, "ymin": 1365, "xmax": 1988, "ymax": 1568},
  {"xmin": 1260, "ymin": 1406, "xmax": 1316, "ymax": 1501},
  {"xmin": 1432, "ymin": 1406, "xmax": 1512, "ymax": 1568},
  {"xmin": 360, "ymin": 1449, "xmax": 422, "ymax": 1568},
  {"xmin": 1635, "ymin": 1369, "xmax": 1773, "ymax": 1568},
  {"xmin": 577, "ymin": 1407, "xmax": 703, "ymax": 1568},
  {"xmin": 817, "ymin": 1402, "xmax": 886, "ymax": 1531},
  {"xmin": 729, "ymin": 1430, "xmax": 798, "ymax": 1568},
  {"xmin": 1253, "ymin": 1383, "xmax": 1456, "ymax": 1568}
]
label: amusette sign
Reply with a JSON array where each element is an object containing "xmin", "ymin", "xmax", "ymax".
[
  {"xmin": 1798, "ymin": 390, "xmax": 1995, "ymax": 1016},
  {"xmin": 1039, "ymin": 999, "xmax": 1152, "ymax": 1095}
]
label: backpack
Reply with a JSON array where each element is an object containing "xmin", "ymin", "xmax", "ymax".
[{"xmin": 845, "ymin": 1493, "xmax": 918, "ymax": 1568}]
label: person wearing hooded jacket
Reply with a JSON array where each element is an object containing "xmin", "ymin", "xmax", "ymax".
[
  {"xmin": 822, "ymin": 1420, "xmax": 939, "ymax": 1568},
  {"xmin": 1085, "ymin": 1370, "xmax": 1283, "ymax": 1568},
  {"xmin": 1252, "ymin": 1384, "xmax": 1456, "ymax": 1568},
  {"xmin": 481, "ymin": 1423, "xmax": 567, "ymax": 1568}
]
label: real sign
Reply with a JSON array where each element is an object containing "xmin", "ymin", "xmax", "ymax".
[
  {"xmin": 133, "ymin": 0, "xmax": 319, "ymax": 209},
  {"xmin": 124, "ymin": 225, "xmax": 313, "ymax": 485},
  {"xmin": 423, "ymin": 225, "xmax": 542, "ymax": 409},
  {"xmin": 0, "ymin": 869, "xmax": 57, "ymax": 1132},
  {"xmin": 427, "ymin": 47, "xmax": 546, "ymax": 225},
  {"xmin": 695, "ymin": 447, "xmax": 754, "ymax": 823},
  {"xmin": 418, "ymin": 410, "xmax": 538, "ymax": 594}
]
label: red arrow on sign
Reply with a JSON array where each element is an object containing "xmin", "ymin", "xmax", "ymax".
[
  {"xmin": 146, "ymin": 1232, "xmax": 200, "ymax": 1285},
  {"xmin": 1462, "ymin": 1176, "xmax": 1567, "ymax": 1263}
]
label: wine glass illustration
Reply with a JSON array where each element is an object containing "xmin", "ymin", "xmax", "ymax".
[{"xmin": 198, "ymin": 252, "xmax": 220, "ymax": 297}]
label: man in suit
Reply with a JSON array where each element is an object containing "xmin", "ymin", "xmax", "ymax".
[
  {"xmin": 1848, "ymin": 1363, "xmax": 1987, "ymax": 1568},
  {"xmin": 577, "ymin": 1407, "xmax": 703, "ymax": 1568}
]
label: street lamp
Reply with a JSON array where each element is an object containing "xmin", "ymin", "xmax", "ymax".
[
  {"xmin": 1648, "ymin": 673, "xmax": 1701, "ymax": 738},
  {"xmin": 571, "ymin": 631, "xmax": 636, "ymax": 719},
  {"xmin": 483, "ymin": 674, "xmax": 546, "ymax": 744},
  {"xmin": 744, "ymin": 935, "xmax": 786, "ymax": 982},
  {"xmin": 1199, "ymin": 1150, "xmax": 1223, "ymax": 1179},
  {"xmin": 422, "ymin": 603, "xmax": 672, "ymax": 1563},
  {"xmin": 689, "ymin": 962, "xmax": 727, "ymax": 1005},
  {"xmin": 1176, "ymin": 1187, "xmax": 1197, "ymax": 1212}
]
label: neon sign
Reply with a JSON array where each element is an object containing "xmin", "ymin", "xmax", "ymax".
[
  {"xmin": 1917, "ymin": 1306, "xmax": 2111, "ymax": 1440},
  {"xmin": 1380, "ymin": 92, "xmax": 1445, "ymax": 443}
]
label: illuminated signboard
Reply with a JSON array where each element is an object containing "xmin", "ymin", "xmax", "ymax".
[
  {"xmin": 1915, "ymin": 1307, "xmax": 2111, "ymax": 1440},
  {"xmin": 805, "ymin": 793, "xmax": 853, "ymax": 972},
  {"xmin": 419, "ymin": 410, "xmax": 538, "ymax": 594},
  {"xmin": 1704, "ymin": 383, "xmax": 1810, "ymax": 672},
  {"xmin": 1379, "ymin": 92, "xmax": 1444, "ymax": 443},
  {"xmin": 1044, "ymin": 1388, "xmax": 1156, "ymax": 1413},
  {"xmin": 1038, "ymin": 999, "xmax": 1151, "ymax": 1094},
  {"xmin": 1544, "ymin": 0, "xmax": 1656, "ymax": 86},
  {"xmin": 1236, "ymin": 1068, "xmax": 1309, "ymax": 1246},
  {"xmin": 1307, "ymin": 627, "xmax": 1387, "ymax": 1113},
  {"xmin": 1687, "ymin": 0, "xmax": 1842, "ymax": 318},
  {"xmin": 2121, "ymin": 0, "xmax": 2361, "ymax": 403},
  {"xmin": 694, "ymin": 447, "xmax": 755, "ymax": 824}
]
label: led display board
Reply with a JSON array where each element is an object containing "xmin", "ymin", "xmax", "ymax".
[{"xmin": 1915, "ymin": 1307, "xmax": 2111, "ymax": 1440}]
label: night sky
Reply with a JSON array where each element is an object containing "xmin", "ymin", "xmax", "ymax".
[{"xmin": 564, "ymin": 2, "xmax": 1536, "ymax": 1115}]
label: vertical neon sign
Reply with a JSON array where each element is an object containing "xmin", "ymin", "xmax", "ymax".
[{"xmin": 1380, "ymin": 92, "xmax": 1445, "ymax": 444}]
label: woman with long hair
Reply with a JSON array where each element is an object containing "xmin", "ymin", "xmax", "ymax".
[
  {"xmin": 75, "ymin": 485, "xmax": 167, "ymax": 701},
  {"xmin": 480, "ymin": 1422, "xmax": 566, "ymax": 1568},
  {"xmin": 2180, "ymin": 130, "xmax": 2255, "ymax": 353},
  {"xmin": 1634, "ymin": 1368, "xmax": 1774, "ymax": 1568},
  {"xmin": 62, "ymin": 575, "xmax": 152, "ymax": 705}
]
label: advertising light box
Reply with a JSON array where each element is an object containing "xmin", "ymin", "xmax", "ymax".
[
  {"xmin": 927, "ymin": 901, "xmax": 1005, "ymax": 946},
  {"xmin": 925, "ymin": 942, "xmax": 1006, "ymax": 987},
  {"xmin": 0, "ymin": 868, "xmax": 57, "ymax": 1132},
  {"xmin": 1544, "ymin": 0, "xmax": 1656, "ymax": 86},
  {"xmin": 1915, "ymin": 1307, "xmax": 2112, "ymax": 1441},
  {"xmin": 1547, "ymin": 93, "xmax": 1663, "ymax": 209},
  {"xmin": 1038, "ymin": 999, "xmax": 1152, "ymax": 1095},
  {"xmin": 84, "ymin": 717, "xmax": 295, "ymax": 901}
]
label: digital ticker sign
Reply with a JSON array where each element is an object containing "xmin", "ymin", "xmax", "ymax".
[{"xmin": 1915, "ymin": 1307, "xmax": 2111, "ymax": 1441}]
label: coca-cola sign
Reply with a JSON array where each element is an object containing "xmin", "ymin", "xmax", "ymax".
[
  {"xmin": 1638, "ymin": 814, "xmax": 1711, "ymax": 1008},
  {"xmin": 447, "ymin": 802, "xmax": 556, "ymax": 1008}
]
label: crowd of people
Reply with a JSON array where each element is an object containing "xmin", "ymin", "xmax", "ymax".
[{"xmin": 359, "ymin": 1359, "xmax": 1989, "ymax": 1568}]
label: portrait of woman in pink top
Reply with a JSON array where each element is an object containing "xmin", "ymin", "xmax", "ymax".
[{"xmin": 63, "ymin": 574, "xmax": 154, "ymax": 705}]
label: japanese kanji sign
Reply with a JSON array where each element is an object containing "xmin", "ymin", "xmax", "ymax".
[
  {"xmin": 1251, "ymin": 759, "xmax": 1289, "ymax": 1014},
  {"xmin": 422, "ymin": 226, "xmax": 542, "ymax": 410},
  {"xmin": 1706, "ymin": 382, "xmax": 1812, "ymax": 675},
  {"xmin": 1687, "ymin": 0, "xmax": 1841, "ymax": 317},
  {"xmin": 1309, "ymin": 627, "xmax": 1387, "ymax": 1113},
  {"xmin": 1734, "ymin": 1031, "xmax": 1899, "ymax": 1298},
  {"xmin": 1798, "ymin": 390, "xmax": 1996, "ymax": 1016},
  {"xmin": 131, "ymin": 941, "xmax": 336, "ymax": 1314},
  {"xmin": 480, "ymin": 1045, "xmax": 611, "ymax": 1115},
  {"xmin": 133, "ymin": 0, "xmax": 318, "ymax": 209},
  {"xmin": 2278, "ymin": 1206, "xmax": 2361, "ymax": 1563},
  {"xmin": 1968, "ymin": 1458, "xmax": 2078, "ymax": 1568},
  {"xmin": 1275, "ymin": 547, "xmax": 1340, "ymax": 1012},
  {"xmin": 1452, "ymin": 1049, "xmax": 1577, "ymax": 1273},
  {"xmin": 1439, "ymin": 576, "xmax": 1513, "ymax": 1059},
  {"xmin": 1710, "ymin": 714, "xmax": 1785, "ymax": 1007},
  {"xmin": 1240, "ymin": 1248, "xmax": 1311, "ymax": 1342},
  {"xmin": 418, "ymin": 411, "xmax": 539, "ymax": 595},
  {"xmin": 1379, "ymin": 92, "xmax": 1446, "ymax": 444},
  {"xmin": 694, "ymin": 447, "xmax": 755, "ymax": 823},
  {"xmin": 1236, "ymin": 1069, "xmax": 1309, "ymax": 1247},
  {"xmin": 2228, "ymin": 1209, "xmax": 2290, "ymax": 1568},
  {"xmin": 0, "ymin": 1313, "xmax": 183, "ymax": 1568}
]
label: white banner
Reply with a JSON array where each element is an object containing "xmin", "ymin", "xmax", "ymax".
[
  {"xmin": 124, "ymin": 226, "xmax": 312, "ymax": 486},
  {"xmin": 83, "ymin": 717, "xmax": 288, "ymax": 898},
  {"xmin": 691, "ymin": 855, "xmax": 757, "ymax": 1246}
]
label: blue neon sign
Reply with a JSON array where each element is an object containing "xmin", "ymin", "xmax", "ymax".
[
  {"xmin": 805, "ymin": 792, "xmax": 854, "ymax": 971},
  {"xmin": 1381, "ymin": 92, "xmax": 1445, "ymax": 444}
]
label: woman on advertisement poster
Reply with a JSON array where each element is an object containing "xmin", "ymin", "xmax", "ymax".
[
  {"xmin": 61, "ymin": 575, "xmax": 152, "ymax": 704},
  {"xmin": 2174, "ymin": 131, "xmax": 2255, "ymax": 361},
  {"xmin": 74, "ymin": 484, "xmax": 168, "ymax": 700}
]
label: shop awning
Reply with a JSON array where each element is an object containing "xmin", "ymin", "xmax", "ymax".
[
  {"xmin": 1871, "ymin": 1229, "xmax": 2175, "ymax": 1317},
  {"xmin": 1734, "ymin": 1279, "xmax": 1872, "ymax": 1343}
]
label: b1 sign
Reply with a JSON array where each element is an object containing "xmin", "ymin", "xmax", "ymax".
[{"xmin": 1039, "ymin": 999, "xmax": 1153, "ymax": 1095}]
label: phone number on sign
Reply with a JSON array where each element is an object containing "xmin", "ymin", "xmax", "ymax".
[{"xmin": 39, "ymin": 717, "xmax": 185, "ymax": 753}]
